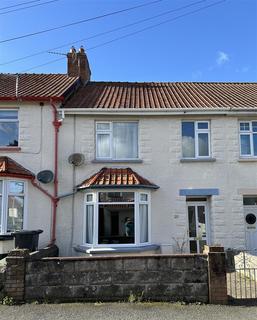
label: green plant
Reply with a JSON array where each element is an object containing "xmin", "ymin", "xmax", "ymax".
[
  {"xmin": 128, "ymin": 290, "xmax": 144, "ymax": 303},
  {"xmin": 2, "ymin": 296, "xmax": 14, "ymax": 306}
]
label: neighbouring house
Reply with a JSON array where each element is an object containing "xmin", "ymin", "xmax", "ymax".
[{"xmin": 0, "ymin": 46, "xmax": 257, "ymax": 257}]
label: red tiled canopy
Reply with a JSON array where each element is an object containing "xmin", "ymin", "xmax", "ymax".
[
  {"xmin": 0, "ymin": 156, "xmax": 34, "ymax": 179},
  {"xmin": 77, "ymin": 167, "xmax": 159, "ymax": 190}
]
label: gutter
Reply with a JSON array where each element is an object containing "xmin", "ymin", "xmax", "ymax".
[{"xmin": 59, "ymin": 107, "xmax": 257, "ymax": 116}]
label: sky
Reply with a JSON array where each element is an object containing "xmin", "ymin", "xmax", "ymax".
[{"xmin": 0, "ymin": 0, "xmax": 256, "ymax": 82}]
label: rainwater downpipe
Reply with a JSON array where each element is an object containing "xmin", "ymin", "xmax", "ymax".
[{"xmin": 50, "ymin": 99, "xmax": 62, "ymax": 245}]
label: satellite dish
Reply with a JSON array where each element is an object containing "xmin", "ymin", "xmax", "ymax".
[
  {"xmin": 68, "ymin": 153, "xmax": 85, "ymax": 166},
  {"xmin": 37, "ymin": 170, "xmax": 54, "ymax": 184}
]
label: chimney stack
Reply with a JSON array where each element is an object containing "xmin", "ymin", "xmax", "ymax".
[{"xmin": 67, "ymin": 46, "xmax": 91, "ymax": 83}]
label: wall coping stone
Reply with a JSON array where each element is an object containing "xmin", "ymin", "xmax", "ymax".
[{"xmin": 42, "ymin": 253, "xmax": 207, "ymax": 262}]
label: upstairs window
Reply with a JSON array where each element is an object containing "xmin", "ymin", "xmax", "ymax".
[
  {"xmin": 96, "ymin": 122, "xmax": 138, "ymax": 160},
  {"xmin": 239, "ymin": 121, "xmax": 257, "ymax": 157},
  {"xmin": 0, "ymin": 110, "xmax": 19, "ymax": 147},
  {"xmin": 182, "ymin": 121, "xmax": 210, "ymax": 158},
  {"xmin": 0, "ymin": 180, "xmax": 25, "ymax": 234}
]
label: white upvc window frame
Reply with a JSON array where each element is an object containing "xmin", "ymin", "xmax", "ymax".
[
  {"xmin": 83, "ymin": 189, "xmax": 151, "ymax": 247},
  {"xmin": 182, "ymin": 120, "xmax": 211, "ymax": 159},
  {"xmin": 0, "ymin": 109, "xmax": 19, "ymax": 147},
  {"xmin": 239, "ymin": 121, "xmax": 257, "ymax": 158},
  {"xmin": 95, "ymin": 121, "xmax": 139, "ymax": 160},
  {"xmin": 0, "ymin": 179, "xmax": 27, "ymax": 234}
]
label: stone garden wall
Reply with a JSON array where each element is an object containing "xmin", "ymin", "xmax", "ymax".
[
  {"xmin": 3, "ymin": 246, "xmax": 228, "ymax": 304},
  {"xmin": 25, "ymin": 254, "xmax": 208, "ymax": 303}
]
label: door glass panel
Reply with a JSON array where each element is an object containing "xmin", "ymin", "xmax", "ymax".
[
  {"xmin": 188, "ymin": 206, "xmax": 196, "ymax": 237},
  {"xmin": 190, "ymin": 240, "xmax": 197, "ymax": 253},
  {"xmin": 199, "ymin": 240, "xmax": 207, "ymax": 253},
  {"xmin": 198, "ymin": 206, "xmax": 206, "ymax": 238}
]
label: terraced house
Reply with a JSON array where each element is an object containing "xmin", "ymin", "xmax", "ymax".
[{"xmin": 0, "ymin": 47, "xmax": 257, "ymax": 257}]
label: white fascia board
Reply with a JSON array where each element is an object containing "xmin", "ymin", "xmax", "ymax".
[{"xmin": 59, "ymin": 107, "xmax": 257, "ymax": 116}]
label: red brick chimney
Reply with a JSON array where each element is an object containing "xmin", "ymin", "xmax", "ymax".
[{"xmin": 67, "ymin": 46, "xmax": 91, "ymax": 83}]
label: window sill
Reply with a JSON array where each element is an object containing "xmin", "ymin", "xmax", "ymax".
[
  {"xmin": 238, "ymin": 158, "xmax": 257, "ymax": 162},
  {"xmin": 92, "ymin": 159, "xmax": 143, "ymax": 164},
  {"xmin": 74, "ymin": 244, "xmax": 160, "ymax": 255},
  {"xmin": 180, "ymin": 158, "xmax": 216, "ymax": 163},
  {"xmin": 0, "ymin": 147, "xmax": 21, "ymax": 152}
]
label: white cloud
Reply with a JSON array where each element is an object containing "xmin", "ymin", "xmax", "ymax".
[{"xmin": 216, "ymin": 51, "xmax": 229, "ymax": 66}]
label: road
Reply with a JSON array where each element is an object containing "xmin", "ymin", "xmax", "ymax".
[{"xmin": 0, "ymin": 303, "xmax": 257, "ymax": 320}]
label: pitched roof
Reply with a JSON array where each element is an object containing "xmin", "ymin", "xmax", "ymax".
[
  {"xmin": 64, "ymin": 81, "xmax": 257, "ymax": 109},
  {"xmin": 0, "ymin": 156, "xmax": 34, "ymax": 179},
  {"xmin": 77, "ymin": 167, "xmax": 159, "ymax": 190},
  {"xmin": 0, "ymin": 73, "xmax": 80, "ymax": 101}
]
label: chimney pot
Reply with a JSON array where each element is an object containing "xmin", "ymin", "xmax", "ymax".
[
  {"xmin": 70, "ymin": 46, "xmax": 76, "ymax": 53},
  {"xmin": 79, "ymin": 46, "xmax": 85, "ymax": 54}
]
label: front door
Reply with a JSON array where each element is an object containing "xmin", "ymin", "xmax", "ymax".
[
  {"xmin": 244, "ymin": 206, "xmax": 257, "ymax": 254},
  {"xmin": 187, "ymin": 202, "xmax": 209, "ymax": 253}
]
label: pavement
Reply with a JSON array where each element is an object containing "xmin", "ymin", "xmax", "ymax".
[{"xmin": 1, "ymin": 302, "xmax": 257, "ymax": 320}]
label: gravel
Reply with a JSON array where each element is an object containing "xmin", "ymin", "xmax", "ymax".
[{"xmin": 1, "ymin": 302, "xmax": 257, "ymax": 320}]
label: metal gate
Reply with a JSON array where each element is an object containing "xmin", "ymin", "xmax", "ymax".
[{"xmin": 227, "ymin": 249, "xmax": 257, "ymax": 302}]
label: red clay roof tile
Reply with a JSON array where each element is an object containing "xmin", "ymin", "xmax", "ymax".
[
  {"xmin": 77, "ymin": 167, "xmax": 159, "ymax": 190},
  {"xmin": 0, "ymin": 73, "xmax": 79, "ymax": 101},
  {"xmin": 64, "ymin": 81, "xmax": 257, "ymax": 109}
]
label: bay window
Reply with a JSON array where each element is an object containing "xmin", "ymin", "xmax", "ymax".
[
  {"xmin": 96, "ymin": 121, "xmax": 138, "ymax": 160},
  {"xmin": 182, "ymin": 121, "xmax": 210, "ymax": 158},
  {"xmin": 0, "ymin": 180, "xmax": 25, "ymax": 234},
  {"xmin": 84, "ymin": 191, "xmax": 150, "ymax": 246},
  {"xmin": 239, "ymin": 121, "xmax": 257, "ymax": 157},
  {"xmin": 0, "ymin": 110, "xmax": 19, "ymax": 147}
]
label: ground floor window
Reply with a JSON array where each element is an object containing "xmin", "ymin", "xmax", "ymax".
[
  {"xmin": 84, "ymin": 191, "xmax": 150, "ymax": 246},
  {"xmin": 0, "ymin": 180, "xmax": 25, "ymax": 234}
]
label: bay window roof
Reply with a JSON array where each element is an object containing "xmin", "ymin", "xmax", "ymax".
[
  {"xmin": 77, "ymin": 167, "xmax": 159, "ymax": 190},
  {"xmin": 0, "ymin": 156, "xmax": 34, "ymax": 179}
]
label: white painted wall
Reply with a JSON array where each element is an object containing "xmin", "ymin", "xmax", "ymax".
[
  {"xmin": 1, "ymin": 102, "xmax": 255, "ymax": 255},
  {"xmin": 57, "ymin": 114, "xmax": 257, "ymax": 255},
  {"xmin": 0, "ymin": 102, "xmax": 57, "ymax": 247}
]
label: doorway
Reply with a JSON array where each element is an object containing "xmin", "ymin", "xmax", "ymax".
[{"xmin": 187, "ymin": 202, "xmax": 209, "ymax": 253}]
